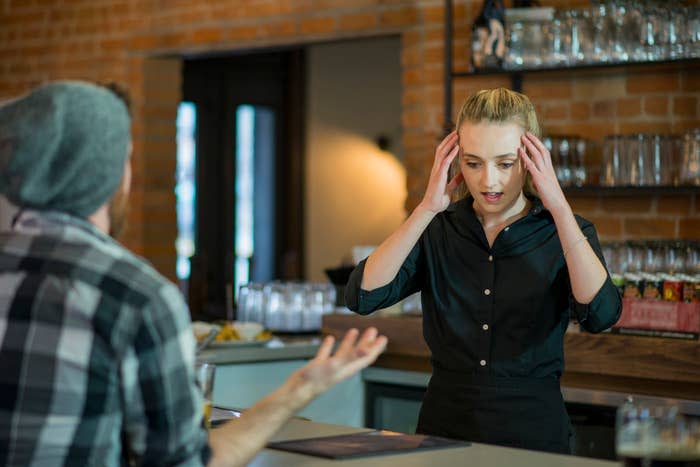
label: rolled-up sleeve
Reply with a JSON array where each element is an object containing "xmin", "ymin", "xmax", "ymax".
[
  {"xmin": 570, "ymin": 220, "xmax": 622, "ymax": 333},
  {"xmin": 345, "ymin": 242, "xmax": 424, "ymax": 315}
]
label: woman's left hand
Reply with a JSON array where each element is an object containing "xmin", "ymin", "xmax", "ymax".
[{"xmin": 519, "ymin": 132, "xmax": 569, "ymax": 215}]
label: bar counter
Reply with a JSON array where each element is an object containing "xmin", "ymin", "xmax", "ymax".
[
  {"xmin": 248, "ymin": 418, "xmax": 619, "ymax": 466},
  {"xmin": 322, "ymin": 314, "xmax": 700, "ymax": 401}
]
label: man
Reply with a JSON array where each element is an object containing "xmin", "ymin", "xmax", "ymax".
[{"xmin": 0, "ymin": 81, "xmax": 387, "ymax": 467}]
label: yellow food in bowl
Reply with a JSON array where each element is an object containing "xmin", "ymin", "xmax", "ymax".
[
  {"xmin": 214, "ymin": 323, "xmax": 272, "ymax": 342},
  {"xmin": 215, "ymin": 323, "xmax": 242, "ymax": 341}
]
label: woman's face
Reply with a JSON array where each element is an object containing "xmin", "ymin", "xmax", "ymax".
[{"xmin": 457, "ymin": 120, "xmax": 527, "ymax": 218}]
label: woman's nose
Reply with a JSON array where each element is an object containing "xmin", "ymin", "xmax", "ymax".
[{"xmin": 481, "ymin": 165, "xmax": 497, "ymax": 188}]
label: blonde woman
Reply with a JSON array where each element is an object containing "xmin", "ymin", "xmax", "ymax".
[{"xmin": 346, "ymin": 88, "xmax": 621, "ymax": 454}]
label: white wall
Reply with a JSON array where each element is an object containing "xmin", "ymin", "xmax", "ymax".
[{"xmin": 305, "ymin": 36, "xmax": 405, "ymax": 281}]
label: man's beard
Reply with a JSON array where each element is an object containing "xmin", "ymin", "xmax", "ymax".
[{"xmin": 108, "ymin": 187, "xmax": 129, "ymax": 239}]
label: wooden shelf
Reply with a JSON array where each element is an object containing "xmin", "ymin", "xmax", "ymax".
[
  {"xmin": 452, "ymin": 57, "xmax": 700, "ymax": 79},
  {"xmin": 563, "ymin": 186, "xmax": 700, "ymax": 197}
]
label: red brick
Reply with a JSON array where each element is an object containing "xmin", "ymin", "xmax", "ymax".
[
  {"xmin": 401, "ymin": 46, "xmax": 421, "ymax": 67},
  {"xmin": 300, "ymin": 16, "xmax": 336, "ymax": 35},
  {"xmin": 601, "ymin": 198, "xmax": 654, "ymax": 214},
  {"xmin": 422, "ymin": 5, "xmax": 444, "ymax": 24},
  {"xmin": 423, "ymin": 27, "xmax": 444, "ymax": 43},
  {"xmin": 626, "ymin": 72, "xmax": 680, "ymax": 94},
  {"xmin": 679, "ymin": 218, "xmax": 700, "ymax": 239},
  {"xmin": 542, "ymin": 103, "xmax": 569, "ymax": 120},
  {"xmin": 403, "ymin": 68, "xmax": 424, "ymax": 86},
  {"xmin": 673, "ymin": 96, "xmax": 698, "ymax": 118},
  {"xmin": 623, "ymin": 218, "xmax": 677, "ymax": 238},
  {"xmin": 644, "ymin": 96, "xmax": 669, "ymax": 116},
  {"xmin": 227, "ymin": 25, "xmax": 258, "ymax": 41},
  {"xmin": 568, "ymin": 196, "xmax": 600, "ymax": 214},
  {"xmin": 571, "ymin": 101, "xmax": 590, "ymax": 120},
  {"xmin": 682, "ymin": 71, "xmax": 700, "ymax": 92},
  {"xmin": 593, "ymin": 100, "xmax": 615, "ymax": 118},
  {"xmin": 379, "ymin": 7, "xmax": 418, "ymax": 28},
  {"xmin": 585, "ymin": 215, "xmax": 623, "ymax": 238},
  {"xmin": 523, "ymin": 80, "xmax": 573, "ymax": 100},
  {"xmin": 339, "ymin": 13, "xmax": 378, "ymax": 31},
  {"xmin": 657, "ymin": 195, "xmax": 693, "ymax": 216},
  {"xmin": 424, "ymin": 44, "xmax": 443, "ymax": 65},
  {"xmin": 190, "ymin": 27, "xmax": 223, "ymax": 44},
  {"xmin": 616, "ymin": 98, "xmax": 642, "ymax": 118},
  {"xmin": 260, "ymin": 20, "xmax": 296, "ymax": 37}
]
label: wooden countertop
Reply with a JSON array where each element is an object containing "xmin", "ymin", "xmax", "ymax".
[
  {"xmin": 322, "ymin": 313, "xmax": 700, "ymax": 400},
  {"xmin": 249, "ymin": 418, "xmax": 618, "ymax": 467}
]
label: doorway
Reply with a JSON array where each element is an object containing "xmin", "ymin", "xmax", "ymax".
[{"xmin": 181, "ymin": 50, "xmax": 305, "ymax": 318}]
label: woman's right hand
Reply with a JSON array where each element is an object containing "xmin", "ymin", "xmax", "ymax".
[{"xmin": 418, "ymin": 131, "xmax": 463, "ymax": 214}]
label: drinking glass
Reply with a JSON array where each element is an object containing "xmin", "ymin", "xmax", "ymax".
[
  {"xmin": 647, "ymin": 134, "xmax": 665, "ymax": 186},
  {"xmin": 572, "ymin": 138, "xmax": 587, "ymax": 187},
  {"xmin": 680, "ymin": 129, "xmax": 700, "ymax": 186},
  {"xmin": 505, "ymin": 19, "xmax": 525, "ymax": 69},
  {"xmin": 601, "ymin": 134, "xmax": 626, "ymax": 186},
  {"xmin": 666, "ymin": 241, "xmax": 688, "ymax": 275},
  {"xmin": 589, "ymin": 1, "xmax": 611, "ymax": 63},
  {"xmin": 239, "ymin": 282, "xmax": 264, "ymax": 324},
  {"xmin": 303, "ymin": 283, "xmax": 326, "ymax": 331},
  {"xmin": 640, "ymin": 5, "xmax": 666, "ymax": 61},
  {"xmin": 687, "ymin": 6, "xmax": 700, "ymax": 58},
  {"xmin": 626, "ymin": 133, "xmax": 653, "ymax": 186},
  {"xmin": 665, "ymin": 5, "xmax": 687, "ymax": 59},
  {"xmin": 616, "ymin": 399, "xmax": 700, "ymax": 466},
  {"xmin": 556, "ymin": 137, "xmax": 573, "ymax": 186},
  {"xmin": 608, "ymin": 0, "xmax": 629, "ymax": 62},
  {"xmin": 237, "ymin": 284, "xmax": 250, "ymax": 322},
  {"xmin": 263, "ymin": 282, "xmax": 285, "ymax": 331},
  {"xmin": 567, "ymin": 9, "xmax": 592, "ymax": 64},
  {"xmin": 548, "ymin": 10, "xmax": 570, "ymax": 66},
  {"xmin": 625, "ymin": 0, "xmax": 646, "ymax": 62},
  {"xmin": 195, "ymin": 362, "xmax": 216, "ymax": 430},
  {"xmin": 626, "ymin": 241, "xmax": 645, "ymax": 274}
]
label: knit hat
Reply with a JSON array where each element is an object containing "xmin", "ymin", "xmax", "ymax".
[{"xmin": 0, "ymin": 81, "xmax": 131, "ymax": 218}]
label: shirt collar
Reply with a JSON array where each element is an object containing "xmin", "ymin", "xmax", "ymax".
[{"xmin": 12, "ymin": 209, "xmax": 115, "ymax": 245}]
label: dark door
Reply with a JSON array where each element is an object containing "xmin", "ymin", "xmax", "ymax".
[{"xmin": 182, "ymin": 50, "xmax": 305, "ymax": 319}]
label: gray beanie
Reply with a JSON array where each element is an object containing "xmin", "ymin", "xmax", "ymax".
[{"xmin": 0, "ymin": 81, "xmax": 130, "ymax": 218}]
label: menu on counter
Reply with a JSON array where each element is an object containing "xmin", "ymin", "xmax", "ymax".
[{"xmin": 267, "ymin": 429, "xmax": 469, "ymax": 459}]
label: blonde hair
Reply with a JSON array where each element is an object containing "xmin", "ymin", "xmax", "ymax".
[{"xmin": 450, "ymin": 88, "xmax": 540, "ymax": 200}]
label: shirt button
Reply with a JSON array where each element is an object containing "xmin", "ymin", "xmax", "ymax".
[
  {"xmin": 504, "ymin": 227, "xmax": 510, "ymax": 232},
  {"xmin": 484, "ymin": 288, "xmax": 491, "ymax": 296},
  {"xmin": 480, "ymin": 360, "xmax": 487, "ymax": 366},
  {"xmin": 482, "ymin": 324, "xmax": 489, "ymax": 331},
  {"xmin": 488, "ymin": 255, "xmax": 493, "ymax": 262}
]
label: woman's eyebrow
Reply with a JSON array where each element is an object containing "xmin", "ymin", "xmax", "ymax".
[{"xmin": 462, "ymin": 152, "xmax": 517, "ymax": 159}]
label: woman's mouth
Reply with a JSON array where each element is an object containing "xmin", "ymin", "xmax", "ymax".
[{"xmin": 481, "ymin": 192, "xmax": 503, "ymax": 203}]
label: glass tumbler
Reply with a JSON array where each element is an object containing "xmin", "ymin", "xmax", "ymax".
[
  {"xmin": 680, "ymin": 129, "xmax": 700, "ymax": 186},
  {"xmin": 616, "ymin": 399, "xmax": 700, "ymax": 466},
  {"xmin": 195, "ymin": 362, "xmax": 216, "ymax": 430},
  {"xmin": 600, "ymin": 134, "xmax": 626, "ymax": 186}
]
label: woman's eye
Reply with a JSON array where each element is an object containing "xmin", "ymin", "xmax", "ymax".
[
  {"xmin": 500, "ymin": 162, "xmax": 514, "ymax": 169},
  {"xmin": 465, "ymin": 161, "xmax": 480, "ymax": 169}
]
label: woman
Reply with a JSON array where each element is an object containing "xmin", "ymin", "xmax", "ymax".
[{"xmin": 345, "ymin": 88, "xmax": 621, "ymax": 454}]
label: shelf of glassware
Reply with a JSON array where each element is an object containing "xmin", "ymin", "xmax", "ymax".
[
  {"xmin": 562, "ymin": 185, "xmax": 700, "ymax": 197},
  {"xmin": 451, "ymin": 57, "xmax": 700, "ymax": 79}
]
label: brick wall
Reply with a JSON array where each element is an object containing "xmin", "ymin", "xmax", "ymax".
[{"xmin": 1, "ymin": 0, "xmax": 698, "ymax": 280}]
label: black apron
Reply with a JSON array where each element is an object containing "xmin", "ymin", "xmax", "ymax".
[{"xmin": 416, "ymin": 367, "xmax": 573, "ymax": 454}]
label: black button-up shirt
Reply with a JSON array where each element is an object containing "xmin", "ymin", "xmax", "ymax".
[{"xmin": 346, "ymin": 196, "xmax": 621, "ymax": 379}]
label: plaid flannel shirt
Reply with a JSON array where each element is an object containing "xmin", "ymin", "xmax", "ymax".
[{"xmin": 0, "ymin": 210, "xmax": 211, "ymax": 467}]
